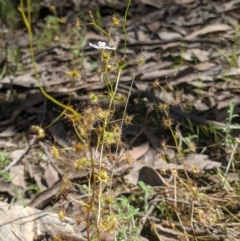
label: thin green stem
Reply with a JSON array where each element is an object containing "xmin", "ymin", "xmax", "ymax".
[
  {"xmin": 18, "ymin": 0, "xmax": 81, "ymax": 119},
  {"xmin": 116, "ymin": 73, "xmax": 136, "ymax": 154},
  {"xmin": 88, "ymin": 22, "xmax": 110, "ymax": 37},
  {"xmin": 123, "ymin": 0, "xmax": 132, "ymax": 54}
]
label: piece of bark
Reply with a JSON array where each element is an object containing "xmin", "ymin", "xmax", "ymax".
[{"xmin": 0, "ymin": 201, "xmax": 86, "ymax": 241}]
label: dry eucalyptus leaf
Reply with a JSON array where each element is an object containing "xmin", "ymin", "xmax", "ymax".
[
  {"xmin": 147, "ymin": 21, "xmax": 161, "ymax": 33},
  {"xmin": 42, "ymin": 164, "xmax": 59, "ymax": 188},
  {"xmin": 185, "ymin": 24, "xmax": 232, "ymax": 40},
  {"xmin": 128, "ymin": 142, "xmax": 150, "ymax": 161},
  {"xmin": 154, "ymin": 154, "xmax": 221, "ymax": 171},
  {"xmin": 190, "ymin": 48, "xmax": 209, "ymax": 62},
  {"xmin": 175, "ymin": 0, "xmax": 194, "ymax": 3},
  {"xmin": 158, "ymin": 31, "xmax": 182, "ymax": 41},
  {"xmin": 138, "ymin": 29, "xmax": 151, "ymax": 42},
  {"xmin": 194, "ymin": 62, "xmax": 216, "ymax": 71},
  {"xmin": 26, "ymin": 164, "xmax": 46, "ymax": 191},
  {"xmin": 10, "ymin": 149, "xmax": 26, "ymax": 160},
  {"xmin": 10, "ymin": 165, "xmax": 26, "ymax": 189},
  {"xmin": 222, "ymin": 0, "xmax": 240, "ymax": 12},
  {"xmin": 124, "ymin": 147, "xmax": 156, "ymax": 185},
  {"xmin": 0, "ymin": 141, "xmax": 17, "ymax": 148},
  {"xmin": 1, "ymin": 73, "xmax": 38, "ymax": 88},
  {"xmin": 140, "ymin": 65, "xmax": 188, "ymax": 81},
  {"xmin": 138, "ymin": 0, "xmax": 163, "ymax": 8},
  {"xmin": 219, "ymin": 67, "xmax": 240, "ymax": 77},
  {"xmin": 183, "ymin": 154, "xmax": 222, "ymax": 170},
  {"xmin": 134, "ymin": 81, "xmax": 149, "ymax": 91},
  {"xmin": 0, "ymin": 126, "xmax": 16, "ymax": 137},
  {"xmin": 194, "ymin": 99, "xmax": 211, "ymax": 111},
  {"xmin": 28, "ymin": 182, "xmax": 62, "ymax": 209},
  {"xmin": 154, "ymin": 223, "xmax": 180, "ymax": 240}
]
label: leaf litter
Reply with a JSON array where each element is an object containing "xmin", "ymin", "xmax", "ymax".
[{"xmin": 1, "ymin": 0, "xmax": 240, "ymax": 240}]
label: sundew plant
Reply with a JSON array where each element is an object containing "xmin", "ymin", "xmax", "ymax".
[{"xmin": 18, "ymin": 0, "xmax": 145, "ymax": 240}]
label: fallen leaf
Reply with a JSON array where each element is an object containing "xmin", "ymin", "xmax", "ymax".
[
  {"xmin": 154, "ymin": 223, "xmax": 181, "ymax": 240},
  {"xmin": 185, "ymin": 24, "xmax": 232, "ymax": 40},
  {"xmin": 194, "ymin": 99, "xmax": 211, "ymax": 111},
  {"xmin": 153, "ymin": 153, "xmax": 222, "ymax": 171},
  {"xmin": 190, "ymin": 48, "xmax": 209, "ymax": 62},
  {"xmin": 1, "ymin": 73, "xmax": 38, "ymax": 88},
  {"xmin": 238, "ymin": 55, "xmax": 240, "ymax": 68},
  {"xmin": 10, "ymin": 149, "xmax": 26, "ymax": 160},
  {"xmin": 183, "ymin": 154, "xmax": 222, "ymax": 170},
  {"xmin": 0, "ymin": 141, "xmax": 17, "ymax": 148},
  {"xmin": 26, "ymin": 164, "xmax": 46, "ymax": 191},
  {"xmin": 10, "ymin": 165, "xmax": 26, "ymax": 189},
  {"xmin": 158, "ymin": 31, "xmax": 182, "ymax": 41},
  {"xmin": 28, "ymin": 182, "xmax": 62, "ymax": 209},
  {"xmin": 127, "ymin": 142, "xmax": 150, "ymax": 161},
  {"xmin": 194, "ymin": 62, "xmax": 216, "ymax": 71},
  {"xmin": 137, "ymin": 0, "xmax": 162, "ymax": 8},
  {"xmin": 138, "ymin": 30, "xmax": 151, "ymax": 42},
  {"xmin": 140, "ymin": 66, "xmax": 189, "ymax": 81},
  {"xmin": 0, "ymin": 126, "xmax": 16, "ymax": 137},
  {"xmin": 124, "ymin": 148, "xmax": 156, "ymax": 185},
  {"xmin": 42, "ymin": 164, "xmax": 59, "ymax": 188},
  {"xmin": 147, "ymin": 21, "xmax": 161, "ymax": 33},
  {"xmin": 175, "ymin": 0, "xmax": 194, "ymax": 3}
]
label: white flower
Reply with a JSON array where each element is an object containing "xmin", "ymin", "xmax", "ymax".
[{"xmin": 89, "ymin": 41, "xmax": 116, "ymax": 50}]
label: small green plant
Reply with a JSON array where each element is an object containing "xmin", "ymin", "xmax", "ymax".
[
  {"xmin": 0, "ymin": 0, "xmax": 18, "ymax": 30},
  {"xmin": 9, "ymin": 46, "xmax": 20, "ymax": 71},
  {"xmin": 115, "ymin": 196, "xmax": 139, "ymax": 241},
  {"xmin": 0, "ymin": 171, "xmax": 28, "ymax": 205},
  {"xmin": 223, "ymin": 102, "xmax": 240, "ymax": 175},
  {"xmin": 26, "ymin": 184, "xmax": 40, "ymax": 194},
  {"xmin": 138, "ymin": 181, "xmax": 155, "ymax": 212},
  {"xmin": 38, "ymin": 15, "xmax": 65, "ymax": 48},
  {"xmin": 0, "ymin": 151, "xmax": 10, "ymax": 169},
  {"xmin": 223, "ymin": 101, "xmax": 239, "ymax": 146},
  {"xmin": 220, "ymin": 24, "xmax": 240, "ymax": 68}
]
